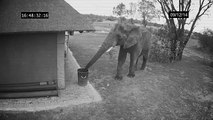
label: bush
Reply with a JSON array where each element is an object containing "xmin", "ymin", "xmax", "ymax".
[
  {"xmin": 97, "ymin": 19, "xmax": 103, "ymax": 22},
  {"xmin": 201, "ymin": 54, "xmax": 213, "ymax": 68},
  {"xmin": 148, "ymin": 26, "xmax": 171, "ymax": 63},
  {"xmin": 192, "ymin": 32, "xmax": 202, "ymax": 39},
  {"xmin": 198, "ymin": 29, "xmax": 213, "ymax": 52},
  {"xmin": 133, "ymin": 19, "xmax": 141, "ymax": 24},
  {"xmin": 149, "ymin": 35, "xmax": 171, "ymax": 63},
  {"xmin": 106, "ymin": 16, "xmax": 117, "ymax": 21}
]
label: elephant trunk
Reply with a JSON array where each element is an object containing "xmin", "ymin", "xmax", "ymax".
[{"xmin": 85, "ymin": 41, "xmax": 114, "ymax": 69}]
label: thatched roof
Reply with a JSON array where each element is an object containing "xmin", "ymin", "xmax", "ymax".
[{"xmin": 0, "ymin": 0, "xmax": 94, "ymax": 34}]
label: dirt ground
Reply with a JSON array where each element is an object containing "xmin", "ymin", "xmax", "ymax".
[{"xmin": 1, "ymin": 24, "xmax": 213, "ymax": 120}]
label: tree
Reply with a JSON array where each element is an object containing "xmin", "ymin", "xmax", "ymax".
[
  {"xmin": 157, "ymin": 0, "xmax": 213, "ymax": 61},
  {"xmin": 113, "ymin": 3, "xmax": 127, "ymax": 17},
  {"xmin": 126, "ymin": 2, "xmax": 137, "ymax": 19},
  {"xmin": 138, "ymin": 0, "xmax": 160, "ymax": 27}
]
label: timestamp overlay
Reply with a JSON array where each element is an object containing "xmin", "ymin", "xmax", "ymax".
[
  {"xmin": 21, "ymin": 12, "xmax": 49, "ymax": 19},
  {"xmin": 168, "ymin": 11, "xmax": 189, "ymax": 18}
]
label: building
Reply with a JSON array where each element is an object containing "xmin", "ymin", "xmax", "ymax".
[{"xmin": 0, "ymin": 0, "xmax": 94, "ymax": 98}]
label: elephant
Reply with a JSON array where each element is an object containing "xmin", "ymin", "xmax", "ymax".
[{"xmin": 85, "ymin": 19, "xmax": 152, "ymax": 80}]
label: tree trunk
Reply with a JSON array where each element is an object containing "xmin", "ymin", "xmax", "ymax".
[
  {"xmin": 168, "ymin": 19, "xmax": 188, "ymax": 62},
  {"xmin": 170, "ymin": 33, "xmax": 188, "ymax": 61},
  {"xmin": 177, "ymin": 44, "xmax": 184, "ymax": 61},
  {"xmin": 176, "ymin": 29, "xmax": 185, "ymax": 61},
  {"xmin": 168, "ymin": 25, "xmax": 177, "ymax": 62},
  {"xmin": 170, "ymin": 36, "xmax": 186, "ymax": 61},
  {"xmin": 170, "ymin": 39, "xmax": 177, "ymax": 62},
  {"xmin": 142, "ymin": 16, "xmax": 147, "ymax": 27}
]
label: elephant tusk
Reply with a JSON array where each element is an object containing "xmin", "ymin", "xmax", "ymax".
[
  {"xmin": 81, "ymin": 76, "xmax": 87, "ymax": 79},
  {"xmin": 106, "ymin": 47, "xmax": 113, "ymax": 52}
]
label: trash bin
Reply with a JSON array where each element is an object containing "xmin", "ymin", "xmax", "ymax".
[{"xmin": 77, "ymin": 68, "xmax": 89, "ymax": 86}]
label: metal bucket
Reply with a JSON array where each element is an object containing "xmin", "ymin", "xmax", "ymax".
[{"xmin": 77, "ymin": 68, "xmax": 88, "ymax": 86}]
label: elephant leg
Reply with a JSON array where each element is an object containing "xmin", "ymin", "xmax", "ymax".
[
  {"xmin": 135, "ymin": 53, "xmax": 142, "ymax": 70},
  {"xmin": 135, "ymin": 57, "xmax": 139, "ymax": 70},
  {"xmin": 128, "ymin": 50, "xmax": 140, "ymax": 78},
  {"xmin": 141, "ymin": 51, "xmax": 149, "ymax": 70},
  {"xmin": 115, "ymin": 46, "xmax": 127, "ymax": 80}
]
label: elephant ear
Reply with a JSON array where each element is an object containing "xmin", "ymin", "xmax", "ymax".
[{"xmin": 123, "ymin": 33, "xmax": 138, "ymax": 49}]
